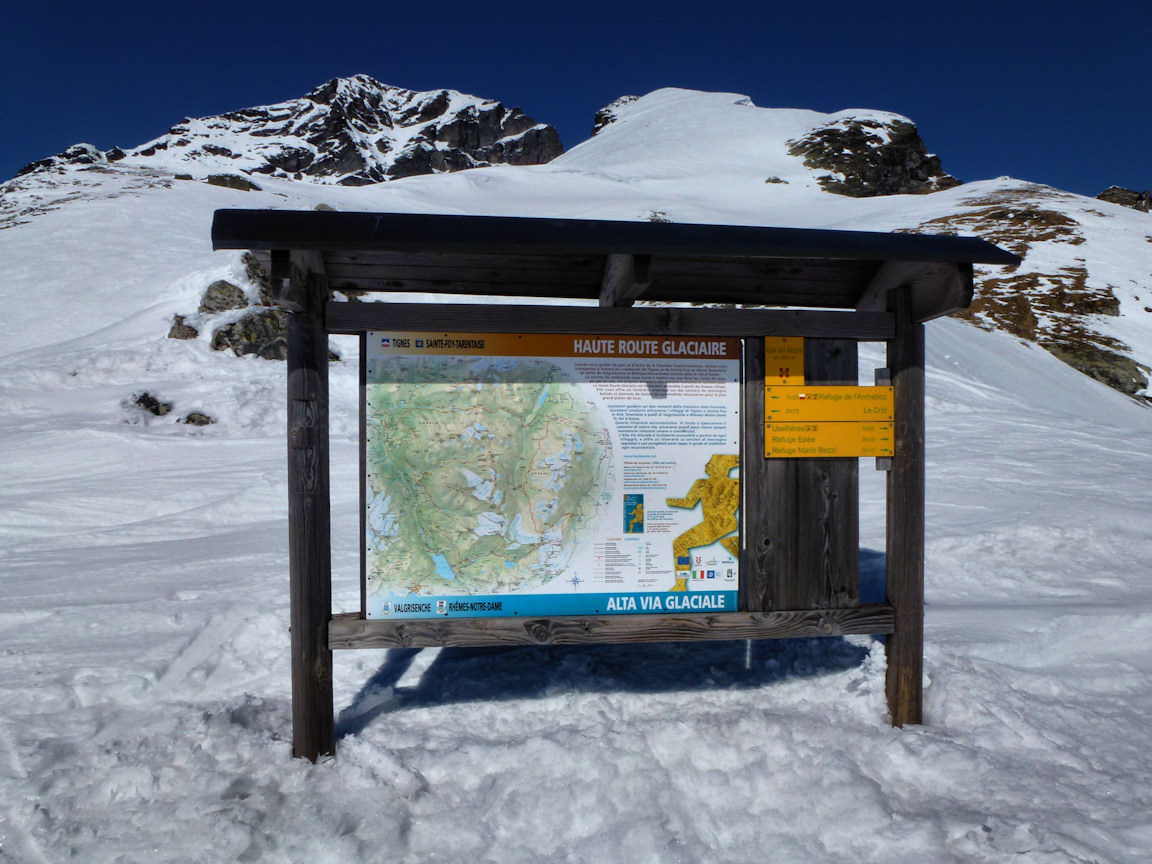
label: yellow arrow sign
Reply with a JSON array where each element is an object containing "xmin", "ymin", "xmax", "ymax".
[
  {"xmin": 765, "ymin": 422, "xmax": 894, "ymax": 458},
  {"xmin": 765, "ymin": 385, "xmax": 894, "ymax": 422}
]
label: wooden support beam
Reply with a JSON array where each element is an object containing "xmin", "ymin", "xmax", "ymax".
[
  {"xmin": 326, "ymin": 302, "xmax": 895, "ymax": 341},
  {"xmin": 599, "ymin": 253, "xmax": 652, "ymax": 307},
  {"xmin": 885, "ymin": 285, "xmax": 926, "ymax": 727},
  {"xmin": 286, "ymin": 249, "xmax": 335, "ymax": 761},
  {"xmin": 328, "ymin": 606, "xmax": 894, "ymax": 649},
  {"xmin": 856, "ymin": 260, "xmax": 973, "ymax": 323}
]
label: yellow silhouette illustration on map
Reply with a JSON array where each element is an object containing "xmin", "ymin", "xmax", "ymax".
[
  {"xmin": 666, "ymin": 454, "xmax": 739, "ymax": 591},
  {"xmin": 627, "ymin": 502, "xmax": 644, "ymax": 533}
]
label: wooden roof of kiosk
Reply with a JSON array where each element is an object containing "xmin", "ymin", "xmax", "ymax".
[{"xmin": 211, "ymin": 209, "xmax": 1019, "ymax": 761}]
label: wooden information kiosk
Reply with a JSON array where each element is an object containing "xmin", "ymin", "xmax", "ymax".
[{"xmin": 211, "ymin": 210, "xmax": 1017, "ymax": 761}]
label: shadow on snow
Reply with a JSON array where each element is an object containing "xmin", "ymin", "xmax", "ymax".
[{"xmin": 337, "ymin": 549, "xmax": 888, "ymax": 739}]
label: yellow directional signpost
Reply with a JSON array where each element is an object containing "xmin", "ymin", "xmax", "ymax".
[
  {"xmin": 763, "ymin": 336, "xmax": 806, "ymax": 386},
  {"xmin": 764, "ymin": 385, "xmax": 894, "ymax": 422},
  {"xmin": 765, "ymin": 421, "xmax": 893, "ymax": 458},
  {"xmin": 764, "ymin": 338, "xmax": 894, "ymax": 458}
]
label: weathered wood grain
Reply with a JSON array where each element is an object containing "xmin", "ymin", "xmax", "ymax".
[
  {"xmin": 326, "ymin": 302, "xmax": 895, "ymax": 340},
  {"xmin": 757, "ymin": 339, "xmax": 860, "ymax": 611},
  {"xmin": 798, "ymin": 339, "xmax": 860, "ymax": 609},
  {"xmin": 213, "ymin": 210, "xmax": 1019, "ymax": 267},
  {"xmin": 328, "ymin": 605, "xmax": 894, "ymax": 649},
  {"xmin": 358, "ymin": 331, "xmax": 367, "ymax": 617},
  {"xmin": 322, "ymin": 275, "xmax": 867, "ymax": 307},
  {"xmin": 885, "ymin": 285, "xmax": 925, "ymax": 727},
  {"xmin": 322, "ymin": 252, "xmax": 874, "ymax": 282},
  {"xmin": 326, "ymin": 262, "xmax": 601, "ymax": 286},
  {"xmin": 599, "ymin": 253, "xmax": 652, "ymax": 307},
  {"xmin": 287, "ymin": 249, "xmax": 335, "ymax": 762},
  {"xmin": 741, "ymin": 337, "xmax": 772, "ymax": 612},
  {"xmin": 328, "ymin": 278, "xmax": 599, "ymax": 300}
]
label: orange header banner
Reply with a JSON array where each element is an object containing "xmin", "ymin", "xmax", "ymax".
[{"xmin": 369, "ymin": 332, "xmax": 741, "ymax": 360}]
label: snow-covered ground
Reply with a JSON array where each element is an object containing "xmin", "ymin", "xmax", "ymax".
[{"xmin": 3, "ymin": 88, "xmax": 1152, "ymax": 862}]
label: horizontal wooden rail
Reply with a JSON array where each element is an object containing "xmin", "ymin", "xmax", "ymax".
[
  {"xmin": 328, "ymin": 605, "xmax": 894, "ymax": 649},
  {"xmin": 327, "ymin": 302, "xmax": 895, "ymax": 340}
]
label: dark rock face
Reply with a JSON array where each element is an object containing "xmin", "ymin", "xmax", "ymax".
[
  {"xmin": 262, "ymin": 146, "xmax": 315, "ymax": 173},
  {"xmin": 496, "ymin": 124, "xmax": 563, "ymax": 165},
  {"xmin": 16, "ymin": 144, "xmax": 108, "ymax": 177},
  {"xmin": 168, "ymin": 314, "xmax": 199, "ymax": 340},
  {"xmin": 1097, "ymin": 186, "xmax": 1150, "ymax": 212},
  {"xmin": 429, "ymin": 103, "xmax": 561, "ymax": 165},
  {"xmin": 198, "ymin": 280, "xmax": 249, "ymax": 314},
  {"xmin": 242, "ymin": 253, "xmax": 275, "ymax": 306},
  {"xmin": 1045, "ymin": 342, "xmax": 1149, "ymax": 396},
  {"xmin": 386, "ymin": 143, "xmax": 471, "ymax": 179},
  {"xmin": 133, "ymin": 392, "xmax": 173, "ymax": 416},
  {"xmin": 205, "ymin": 174, "xmax": 261, "ymax": 192},
  {"xmin": 590, "ymin": 96, "xmax": 639, "ymax": 136},
  {"xmin": 788, "ymin": 118, "xmax": 960, "ymax": 197},
  {"xmin": 211, "ymin": 308, "xmax": 289, "ymax": 360}
]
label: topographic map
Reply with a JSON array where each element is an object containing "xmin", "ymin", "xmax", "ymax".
[{"xmin": 366, "ymin": 354, "xmax": 615, "ymax": 601}]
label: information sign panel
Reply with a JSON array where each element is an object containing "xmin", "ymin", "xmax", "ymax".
[
  {"xmin": 765, "ymin": 421, "xmax": 894, "ymax": 458},
  {"xmin": 364, "ymin": 332, "xmax": 741, "ymax": 619},
  {"xmin": 764, "ymin": 385, "xmax": 894, "ymax": 422}
]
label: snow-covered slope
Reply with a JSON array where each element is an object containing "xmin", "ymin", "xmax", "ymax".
[
  {"xmin": 2, "ymin": 85, "xmax": 1152, "ymax": 862},
  {"xmin": 8, "ymin": 86, "xmax": 1151, "ymax": 398}
]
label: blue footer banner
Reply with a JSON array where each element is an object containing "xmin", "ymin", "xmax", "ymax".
[{"xmin": 367, "ymin": 590, "xmax": 738, "ymax": 620}]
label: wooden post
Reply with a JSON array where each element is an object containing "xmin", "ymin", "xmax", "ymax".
[
  {"xmin": 359, "ymin": 332, "xmax": 367, "ymax": 617},
  {"xmin": 742, "ymin": 337, "xmax": 771, "ymax": 611},
  {"xmin": 285, "ymin": 250, "xmax": 335, "ymax": 760},
  {"xmin": 752, "ymin": 338, "xmax": 859, "ymax": 611},
  {"xmin": 885, "ymin": 285, "xmax": 925, "ymax": 726},
  {"xmin": 798, "ymin": 339, "xmax": 859, "ymax": 609}
]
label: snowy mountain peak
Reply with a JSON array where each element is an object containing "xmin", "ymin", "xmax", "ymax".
[
  {"xmin": 5, "ymin": 83, "xmax": 1151, "ymax": 401},
  {"xmin": 576, "ymin": 88, "xmax": 956, "ymax": 197},
  {"xmin": 16, "ymin": 75, "xmax": 563, "ymax": 187},
  {"xmin": 4, "ymin": 81, "xmax": 1152, "ymax": 862}
]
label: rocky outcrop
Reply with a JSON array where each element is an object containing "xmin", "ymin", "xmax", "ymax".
[
  {"xmin": 204, "ymin": 174, "xmax": 262, "ymax": 192},
  {"xmin": 198, "ymin": 280, "xmax": 249, "ymax": 314},
  {"xmin": 1045, "ymin": 342, "xmax": 1149, "ymax": 397},
  {"xmin": 167, "ymin": 315, "xmax": 198, "ymax": 340},
  {"xmin": 590, "ymin": 96, "xmax": 639, "ymax": 136},
  {"xmin": 913, "ymin": 183, "xmax": 1149, "ymax": 400},
  {"xmin": 166, "ymin": 263, "xmax": 293, "ymax": 361},
  {"xmin": 132, "ymin": 392, "xmax": 173, "ymax": 417},
  {"xmin": 15, "ymin": 144, "xmax": 109, "ymax": 177},
  {"xmin": 1097, "ymin": 186, "xmax": 1150, "ymax": 212},
  {"xmin": 14, "ymin": 75, "xmax": 563, "ymax": 187},
  {"xmin": 210, "ymin": 308, "xmax": 289, "ymax": 360},
  {"xmin": 243, "ymin": 253, "xmax": 275, "ymax": 306},
  {"xmin": 788, "ymin": 117, "xmax": 960, "ymax": 197}
]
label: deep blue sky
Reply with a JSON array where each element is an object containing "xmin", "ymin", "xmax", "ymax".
[{"xmin": 3, "ymin": 0, "xmax": 1149, "ymax": 196}]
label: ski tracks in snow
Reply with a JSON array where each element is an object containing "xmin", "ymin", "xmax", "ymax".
[{"xmin": 152, "ymin": 608, "xmax": 250, "ymax": 697}]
